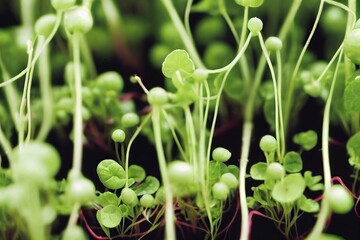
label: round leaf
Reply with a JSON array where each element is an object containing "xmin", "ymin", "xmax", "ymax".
[
  {"xmin": 297, "ymin": 195, "xmax": 319, "ymax": 213},
  {"xmin": 250, "ymin": 162, "xmax": 267, "ymax": 180},
  {"xmin": 283, "ymin": 151, "xmax": 303, "ymax": 173},
  {"xmin": 97, "ymin": 159, "xmax": 126, "ymax": 189},
  {"xmin": 162, "ymin": 49, "xmax": 195, "ymax": 78},
  {"xmin": 128, "ymin": 165, "xmax": 146, "ymax": 182},
  {"xmin": 293, "ymin": 130, "xmax": 318, "ymax": 151},
  {"xmin": 96, "ymin": 192, "xmax": 119, "ymax": 207},
  {"xmin": 272, "ymin": 173, "xmax": 306, "ymax": 203},
  {"xmin": 96, "ymin": 205, "xmax": 122, "ymax": 228},
  {"xmin": 133, "ymin": 176, "xmax": 160, "ymax": 196}
]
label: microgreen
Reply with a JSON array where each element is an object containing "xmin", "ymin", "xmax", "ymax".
[{"xmin": 0, "ymin": 1, "xmax": 359, "ymax": 240}]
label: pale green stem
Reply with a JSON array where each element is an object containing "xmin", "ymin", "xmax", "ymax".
[
  {"xmin": 152, "ymin": 106, "xmax": 176, "ymax": 240},
  {"xmin": 207, "ymin": 34, "xmax": 252, "ymax": 74},
  {"xmin": 239, "ymin": 122, "xmax": 252, "ymax": 240},
  {"xmin": 184, "ymin": 0, "xmax": 194, "ymax": 39},
  {"xmin": 22, "ymin": 186, "xmax": 45, "ymax": 240},
  {"xmin": 161, "ymin": 109, "xmax": 187, "ymax": 161},
  {"xmin": 0, "ymin": 12, "xmax": 62, "ymax": 88},
  {"xmin": 239, "ymin": 55, "xmax": 267, "ymax": 240},
  {"xmin": 36, "ymin": 36, "xmax": 53, "ymax": 141},
  {"xmin": 276, "ymin": 51, "xmax": 286, "ymax": 158},
  {"xmin": 66, "ymin": 203, "xmax": 81, "ymax": 229},
  {"xmin": 124, "ymin": 114, "xmax": 152, "ymax": 188},
  {"xmin": 0, "ymin": 55, "xmax": 21, "ymax": 132},
  {"xmin": 18, "ymin": 41, "xmax": 34, "ymax": 147},
  {"xmin": 25, "ymin": 49, "xmax": 36, "ymax": 143},
  {"xmin": 160, "ymin": 0, "xmax": 205, "ymax": 69},
  {"xmin": 284, "ymin": 0, "xmax": 324, "ymax": 129},
  {"xmin": 71, "ymin": 32, "xmax": 84, "ymax": 173},
  {"xmin": 258, "ymin": 33, "xmax": 282, "ymax": 160},
  {"xmin": 306, "ymin": 51, "xmax": 343, "ymax": 240},
  {"xmin": 219, "ymin": 0, "xmax": 251, "ymax": 85},
  {"xmin": 184, "ymin": 106, "xmax": 197, "ymax": 168}
]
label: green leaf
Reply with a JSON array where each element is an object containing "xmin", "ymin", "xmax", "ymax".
[
  {"xmin": 293, "ymin": 130, "xmax": 318, "ymax": 151},
  {"xmin": 283, "ymin": 151, "xmax": 303, "ymax": 173},
  {"xmin": 128, "ymin": 165, "xmax": 146, "ymax": 182},
  {"xmin": 225, "ymin": 165, "xmax": 240, "ymax": 179},
  {"xmin": 96, "ymin": 205, "xmax": 122, "ymax": 228},
  {"xmin": 162, "ymin": 49, "xmax": 194, "ymax": 78},
  {"xmin": 272, "ymin": 173, "xmax": 306, "ymax": 203},
  {"xmin": 209, "ymin": 160, "xmax": 227, "ymax": 185},
  {"xmin": 346, "ymin": 131, "xmax": 360, "ymax": 169},
  {"xmin": 304, "ymin": 171, "xmax": 324, "ymax": 191},
  {"xmin": 97, "ymin": 159, "xmax": 126, "ymax": 189},
  {"xmin": 344, "ymin": 79, "xmax": 360, "ymax": 113},
  {"xmin": 133, "ymin": 176, "xmax": 160, "ymax": 196},
  {"xmin": 252, "ymin": 184, "xmax": 274, "ymax": 207},
  {"xmin": 297, "ymin": 195, "xmax": 319, "ymax": 213},
  {"xmin": 250, "ymin": 162, "xmax": 267, "ymax": 180},
  {"xmin": 96, "ymin": 192, "xmax": 119, "ymax": 207}
]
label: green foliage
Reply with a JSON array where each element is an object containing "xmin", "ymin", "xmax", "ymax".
[
  {"xmin": 162, "ymin": 49, "xmax": 195, "ymax": 78},
  {"xmin": 97, "ymin": 159, "xmax": 126, "ymax": 189},
  {"xmin": 133, "ymin": 176, "xmax": 160, "ymax": 196},
  {"xmin": 96, "ymin": 205, "xmax": 123, "ymax": 228},
  {"xmin": 293, "ymin": 130, "xmax": 318, "ymax": 151},
  {"xmin": 283, "ymin": 151, "xmax": 303, "ymax": 173},
  {"xmin": 250, "ymin": 162, "xmax": 267, "ymax": 180},
  {"xmin": 344, "ymin": 79, "xmax": 360, "ymax": 113},
  {"xmin": 346, "ymin": 131, "xmax": 360, "ymax": 170},
  {"xmin": 271, "ymin": 173, "xmax": 306, "ymax": 203}
]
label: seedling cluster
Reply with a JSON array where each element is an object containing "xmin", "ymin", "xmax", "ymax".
[{"xmin": 0, "ymin": 0, "xmax": 360, "ymax": 240}]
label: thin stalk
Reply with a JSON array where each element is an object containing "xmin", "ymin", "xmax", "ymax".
[
  {"xmin": 152, "ymin": 106, "xmax": 176, "ymax": 240},
  {"xmin": 207, "ymin": 34, "xmax": 252, "ymax": 74},
  {"xmin": 0, "ymin": 55, "xmax": 21, "ymax": 131},
  {"xmin": 124, "ymin": 114, "xmax": 152, "ymax": 188},
  {"xmin": 239, "ymin": 121, "xmax": 252, "ymax": 240},
  {"xmin": 160, "ymin": 0, "xmax": 205, "ymax": 68},
  {"xmin": 36, "ymin": 36, "xmax": 53, "ymax": 141},
  {"xmin": 219, "ymin": 0, "xmax": 251, "ymax": 85},
  {"xmin": 306, "ymin": 51, "xmax": 343, "ymax": 240},
  {"xmin": 284, "ymin": 0, "xmax": 324, "ymax": 130},
  {"xmin": 71, "ymin": 32, "xmax": 84, "ymax": 173},
  {"xmin": 239, "ymin": 55, "xmax": 267, "ymax": 240},
  {"xmin": 25, "ymin": 49, "xmax": 36, "ymax": 143},
  {"xmin": 276, "ymin": 51, "xmax": 286, "ymax": 158},
  {"xmin": 258, "ymin": 33, "xmax": 282, "ymax": 160},
  {"xmin": 18, "ymin": 41, "xmax": 34, "ymax": 147},
  {"xmin": 0, "ymin": 12, "xmax": 62, "ymax": 88},
  {"xmin": 161, "ymin": 109, "xmax": 187, "ymax": 161}
]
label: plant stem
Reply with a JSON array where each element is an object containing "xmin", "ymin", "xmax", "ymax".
[
  {"xmin": 18, "ymin": 41, "xmax": 34, "ymax": 148},
  {"xmin": 239, "ymin": 121, "xmax": 252, "ymax": 240},
  {"xmin": 160, "ymin": 0, "xmax": 205, "ymax": 69},
  {"xmin": 306, "ymin": 50, "xmax": 343, "ymax": 240},
  {"xmin": 125, "ymin": 114, "xmax": 152, "ymax": 187},
  {"xmin": 71, "ymin": 32, "xmax": 84, "ymax": 174},
  {"xmin": 36, "ymin": 36, "xmax": 53, "ymax": 141},
  {"xmin": 284, "ymin": 0, "xmax": 324, "ymax": 131},
  {"xmin": 152, "ymin": 106, "xmax": 176, "ymax": 240},
  {"xmin": 239, "ymin": 55, "xmax": 267, "ymax": 240},
  {"xmin": 0, "ymin": 55, "xmax": 21, "ymax": 132},
  {"xmin": 257, "ymin": 32, "xmax": 283, "ymax": 160}
]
